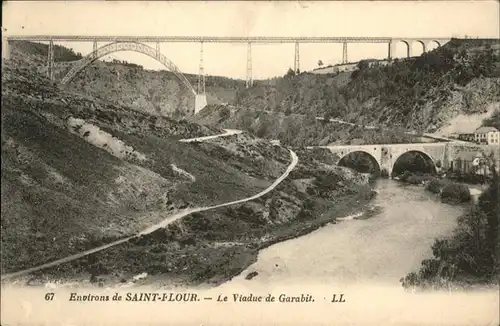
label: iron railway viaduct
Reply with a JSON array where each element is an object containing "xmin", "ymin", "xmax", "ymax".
[{"xmin": 2, "ymin": 35, "xmax": 451, "ymax": 114}]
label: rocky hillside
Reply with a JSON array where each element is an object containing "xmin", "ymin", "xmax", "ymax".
[
  {"xmin": 11, "ymin": 38, "xmax": 499, "ymax": 137},
  {"xmin": 2, "ymin": 50, "xmax": 375, "ymax": 286},
  {"xmin": 0, "ymin": 59, "xmax": 285, "ymax": 274},
  {"xmin": 25, "ymin": 145, "xmax": 376, "ymax": 287},
  {"xmin": 193, "ymin": 104, "xmax": 420, "ymax": 147},
  {"xmin": 239, "ymin": 39, "xmax": 500, "ymax": 130},
  {"xmin": 194, "ymin": 39, "xmax": 500, "ymax": 146}
]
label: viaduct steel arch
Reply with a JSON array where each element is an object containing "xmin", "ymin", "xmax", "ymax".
[
  {"xmin": 61, "ymin": 41, "xmax": 196, "ymax": 94},
  {"xmin": 59, "ymin": 41, "xmax": 208, "ymax": 114}
]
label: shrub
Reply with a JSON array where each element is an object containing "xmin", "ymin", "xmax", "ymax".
[
  {"xmin": 398, "ymin": 171, "xmax": 413, "ymax": 182},
  {"xmin": 425, "ymin": 179, "xmax": 443, "ymax": 194},
  {"xmin": 296, "ymin": 199, "xmax": 316, "ymax": 221},
  {"xmin": 406, "ymin": 175, "xmax": 424, "ymax": 185},
  {"xmin": 219, "ymin": 107, "xmax": 231, "ymax": 120},
  {"xmin": 440, "ymin": 183, "xmax": 471, "ymax": 204}
]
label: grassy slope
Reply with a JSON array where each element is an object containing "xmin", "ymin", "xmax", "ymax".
[
  {"xmin": 0, "ymin": 55, "xmax": 285, "ymax": 274},
  {"xmin": 193, "ymin": 104, "xmax": 419, "ymax": 147},
  {"xmin": 2, "ymin": 106, "xmax": 128, "ymax": 271},
  {"xmin": 32, "ymin": 148, "xmax": 375, "ymax": 286}
]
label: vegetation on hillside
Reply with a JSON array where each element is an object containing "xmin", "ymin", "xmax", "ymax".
[
  {"xmin": 194, "ymin": 105, "xmax": 421, "ymax": 147},
  {"xmin": 35, "ymin": 149, "xmax": 375, "ymax": 286},
  {"xmin": 400, "ymin": 159, "xmax": 499, "ymax": 290},
  {"xmin": 195, "ymin": 39, "xmax": 500, "ymax": 145},
  {"xmin": 8, "ymin": 40, "xmax": 245, "ymax": 118},
  {"xmin": 2, "ymin": 48, "xmax": 376, "ymax": 286},
  {"xmin": 234, "ymin": 39, "xmax": 500, "ymax": 127},
  {"xmin": 482, "ymin": 108, "xmax": 500, "ymax": 130},
  {"xmin": 11, "ymin": 40, "xmax": 84, "ymax": 62},
  {"xmin": 10, "ymin": 38, "xmax": 499, "ymax": 144},
  {"xmin": 0, "ymin": 59, "xmax": 290, "ymax": 274}
]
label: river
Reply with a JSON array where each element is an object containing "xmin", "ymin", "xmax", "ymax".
[
  {"xmin": 223, "ymin": 179, "xmax": 465, "ymax": 287},
  {"xmin": 2, "ymin": 181, "xmax": 498, "ymax": 326},
  {"xmin": 211, "ymin": 179, "xmax": 499, "ymax": 325}
]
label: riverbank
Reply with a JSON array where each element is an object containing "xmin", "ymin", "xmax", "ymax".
[
  {"xmin": 5, "ymin": 186, "xmax": 374, "ymax": 289},
  {"xmin": 401, "ymin": 176, "xmax": 500, "ymax": 290},
  {"xmin": 4, "ymin": 155, "xmax": 377, "ymax": 289},
  {"xmin": 393, "ymin": 171, "xmax": 490, "ymax": 204}
]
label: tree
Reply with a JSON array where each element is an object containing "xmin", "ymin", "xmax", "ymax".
[
  {"xmin": 285, "ymin": 68, "xmax": 296, "ymax": 78},
  {"xmin": 323, "ymin": 110, "xmax": 333, "ymax": 122},
  {"xmin": 219, "ymin": 106, "xmax": 231, "ymax": 120},
  {"xmin": 357, "ymin": 60, "xmax": 370, "ymax": 71},
  {"xmin": 235, "ymin": 89, "xmax": 241, "ymax": 105},
  {"xmin": 318, "ymin": 60, "xmax": 324, "ymax": 67}
]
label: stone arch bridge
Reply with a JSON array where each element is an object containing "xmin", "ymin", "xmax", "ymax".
[{"xmin": 309, "ymin": 142, "xmax": 460, "ymax": 176}]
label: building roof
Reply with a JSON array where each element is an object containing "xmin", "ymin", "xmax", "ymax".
[{"xmin": 475, "ymin": 126, "xmax": 499, "ymax": 134}]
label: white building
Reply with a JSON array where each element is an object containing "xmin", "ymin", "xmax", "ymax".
[{"xmin": 474, "ymin": 126, "xmax": 500, "ymax": 145}]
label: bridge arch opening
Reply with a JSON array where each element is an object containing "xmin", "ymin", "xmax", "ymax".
[
  {"xmin": 60, "ymin": 41, "xmax": 197, "ymax": 95},
  {"xmin": 413, "ymin": 40, "xmax": 426, "ymax": 57},
  {"xmin": 426, "ymin": 40, "xmax": 441, "ymax": 52},
  {"xmin": 393, "ymin": 40, "xmax": 411, "ymax": 58},
  {"xmin": 338, "ymin": 151, "xmax": 381, "ymax": 174},
  {"xmin": 392, "ymin": 150, "xmax": 436, "ymax": 178}
]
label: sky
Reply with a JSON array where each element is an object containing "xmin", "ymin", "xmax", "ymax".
[{"xmin": 3, "ymin": 1, "xmax": 500, "ymax": 79}]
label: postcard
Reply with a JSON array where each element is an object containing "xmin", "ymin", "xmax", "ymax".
[{"xmin": 1, "ymin": 1, "xmax": 499, "ymax": 325}]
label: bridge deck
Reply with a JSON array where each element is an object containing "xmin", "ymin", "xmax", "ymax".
[
  {"xmin": 5, "ymin": 35, "xmax": 452, "ymax": 43},
  {"xmin": 308, "ymin": 142, "xmax": 451, "ymax": 150}
]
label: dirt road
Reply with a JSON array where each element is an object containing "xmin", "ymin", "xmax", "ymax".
[{"xmin": 1, "ymin": 130, "xmax": 298, "ymax": 280}]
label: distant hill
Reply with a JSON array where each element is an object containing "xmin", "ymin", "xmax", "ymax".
[
  {"xmin": 9, "ymin": 38, "xmax": 500, "ymax": 140},
  {"xmin": 194, "ymin": 38, "xmax": 500, "ymax": 144}
]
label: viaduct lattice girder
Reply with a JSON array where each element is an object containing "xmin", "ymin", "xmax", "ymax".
[{"xmin": 5, "ymin": 35, "xmax": 452, "ymax": 44}]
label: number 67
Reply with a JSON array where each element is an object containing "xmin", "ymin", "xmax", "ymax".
[{"xmin": 45, "ymin": 293, "xmax": 55, "ymax": 301}]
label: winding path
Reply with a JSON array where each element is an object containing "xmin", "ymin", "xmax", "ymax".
[
  {"xmin": 1, "ymin": 129, "xmax": 298, "ymax": 280},
  {"xmin": 179, "ymin": 129, "xmax": 243, "ymax": 143},
  {"xmin": 316, "ymin": 116, "xmax": 469, "ymax": 143}
]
